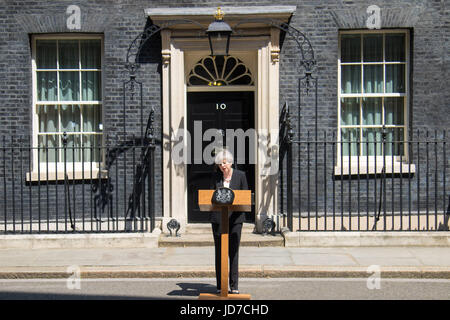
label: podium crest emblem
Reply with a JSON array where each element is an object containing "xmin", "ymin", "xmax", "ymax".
[{"xmin": 211, "ymin": 187, "xmax": 235, "ymax": 205}]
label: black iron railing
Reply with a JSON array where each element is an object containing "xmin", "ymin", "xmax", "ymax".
[
  {"xmin": 279, "ymin": 105, "xmax": 449, "ymax": 232},
  {"xmin": 0, "ymin": 132, "xmax": 156, "ymax": 234},
  {"xmin": 2, "ymin": 122, "xmax": 448, "ymax": 233}
]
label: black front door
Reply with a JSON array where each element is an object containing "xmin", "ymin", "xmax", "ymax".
[{"xmin": 187, "ymin": 91, "xmax": 255, "ymax": 223}]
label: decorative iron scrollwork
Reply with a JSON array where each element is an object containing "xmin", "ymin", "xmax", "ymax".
[
  {"xmin": 91, "ymin": 177, "xmax": 114, "ymax": 222},
  {"xmin": 234, "ymin": 18, "xmax": 316, "ymax": 74}
]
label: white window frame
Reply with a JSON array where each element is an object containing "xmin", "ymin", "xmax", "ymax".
[
  {"xmin": 336, "ymin": 29, "xmax": 415, "ymax": 175},
  {"xmin": 29, "ymin": 34, "xmax": 105, "ymax": 181}
]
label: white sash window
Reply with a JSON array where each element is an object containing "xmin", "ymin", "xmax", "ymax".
[
  {"xmin": 31, "ymin": 35, "xmax": 103, "ymax": 179},
  {"xmin": 337, "ymin": 30, "xmax": 412, "ymax": 175}
]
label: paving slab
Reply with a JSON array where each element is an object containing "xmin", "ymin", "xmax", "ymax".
[
  {"xmin": 291, "ymin": 253, "xmax": 358, "ymax": 266},
  {"xmin": 0, "ymin": 246, "xmax": 448, "ymax": 279},
  {"xmin": 352, "ymin": 257, "xmax": 423, "ymax": 266},
  {"xmin": 240, "ymin": 255, "xmax": 294, "ymax": 266}
]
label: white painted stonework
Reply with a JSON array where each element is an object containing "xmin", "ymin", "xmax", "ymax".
[{"xmin": 145, "ymin": 6, "xmax": 296, "ymax": 233}]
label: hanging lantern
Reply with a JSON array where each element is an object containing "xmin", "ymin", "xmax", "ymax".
[{"xmin": 206, "ymin": 7, "xmax": 232, "ymax": 56}]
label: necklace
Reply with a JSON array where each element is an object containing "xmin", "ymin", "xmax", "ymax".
[{"xmin": 224, "ymin": 170, "xmax": 232, "ymax": 182}]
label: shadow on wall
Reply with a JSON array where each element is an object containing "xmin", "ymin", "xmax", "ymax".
[
  {"xmin": 135, "ymin": 18, "xmax": 163, "ymax": 73},
  {"xmin": 438, "ymin": 195, "xmax": 450, "ymax": 231}
]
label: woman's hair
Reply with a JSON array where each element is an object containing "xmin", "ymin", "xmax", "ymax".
[{"xmin": 214, "ymin": 149, "xmax": 234, "ymax": 165}]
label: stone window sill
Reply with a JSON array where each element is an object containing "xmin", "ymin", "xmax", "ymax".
[
  {"xmin": 334, "ymin": 162, "xmax": 416, "ymax": 177},
  {"xmin": 26, "ymin": 169, "xmax": 107, "ymax": 182}
]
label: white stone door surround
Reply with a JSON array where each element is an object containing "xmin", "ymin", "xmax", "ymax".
[{"xmin": 145, "ymin": 6, "xmax": 296, "ymax": 233}]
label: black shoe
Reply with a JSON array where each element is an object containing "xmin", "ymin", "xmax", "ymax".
[{"xmin": 229, "ymin": 289, "xmax": 239, "ymax": 294}]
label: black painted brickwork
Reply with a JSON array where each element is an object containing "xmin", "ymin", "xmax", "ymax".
[{"xmin": 0, "ymin": 1, "xmax": 448, "ymax": 229}]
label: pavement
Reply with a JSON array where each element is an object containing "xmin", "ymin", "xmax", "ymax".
[{"xmin": 0, "ymin": 237, "xmax": 449, "ymax": 279}]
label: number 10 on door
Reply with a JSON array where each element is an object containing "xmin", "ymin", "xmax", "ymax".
[{"xmin": 216, "ymin": 103, "xmax": 226, "ymax": 110}]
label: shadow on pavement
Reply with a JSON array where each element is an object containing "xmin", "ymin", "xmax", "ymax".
[
  {"xmin": 0, "ymin": 291, "xmax": 183, "ymax": 300},
  {"xmin": 167, "ymin": 282, "xmax": 217, "ymax": 297}
]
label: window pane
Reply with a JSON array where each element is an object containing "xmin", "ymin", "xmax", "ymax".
[
  {"xmin": 362, "ymin": 129, "xmax": 382, "ymax": 156},
  {"xmin": 230, "ymin": 75, "xmax": 253, "ymax": 85},
  {"xmin": 83, "ymin": 134, "xmax": 102, "ymax": 163},
  {"xmin": 341, "ymin": 35, "xmax": 361, "ymax": 62},
  {"xmin": 193, "ymin": 64, "xmax": 213, "ymax": 82},
  {"xmin": 385, "ymin": 97, "xmax": 404, "ymax": 125},
  {"xmin": 228, "ymin": 64, "xmax": 246, "ymax": 82},
  {"xmin": 37, "ymin": 71, "xmax": 57, "ymax": 101},
  {"xmin": 362, "ymin": 97, "xmax": 382, "ymax": 125},
  {"xmin": 385, "ymin": 128, "xmax": 404, "ymax": 156},
  {"xmin": 61, "ymin": 134, "xmax": 81, "ymax": 162},
  {"xmin": 59, "ymin": 71, "xmax": 80, "ymax": 101},
  {"xmin": 386, "ymin": 33, "xmax": 405, "ymax": 62},
  {"xmin": 80, "ymin": 40, "xmax": 101, "ymax": 69},
  {"xmin": 386, "ymin": 64, "xmax": 405, "ymax": 93},
  {"xmin": 214, "ymin": 56, "xmax": 225, "ymax": 77},
  {"xmin": 224, "ymin": 56, "xmax": 237, "ymax": 76},
  {"xmin": 363, "ymin": 34, "xmax": 383, "ymax": 62},
  {"xmin": 38, "ymin": 105, "xmax": 58, "ymax": 133},
  {"xmin": 363, "ymin": 65, "xmax": 383, "ymax": 93},
  {"xmin": 61, "ymin": 105, "xmax": 80, "ymax": 132},
  {"xmin": 36, "ymin": 40, "xmax": 57, "ymax": 69},
  {"xmin": 341, "ymin": 128, "xmax": 359, "ymax": 156},
  {"xmin": 188, "ymin": 75, "xmax": 207, "ymax": 86},
  {"xmin": 82, "ymin": 71, "xmax": 101, "ymax": 101},
  {"xmin": 38, "ymin": 135, "xmax": 59, "ymax": 163},
  {"xmin": 362, "ymin": 128, "xmax": 404, "ymax": 156},
  {"xmin": 58, "ymin": 40, "xmax": 79, "ymax": 69},
  {"xmin": 82, "ymin": 105, "xmax": 102, "ymax": 132},
  {"xmin": 341, "ymin": 98, "xmax": 360, "ymax": 125},
  {"xmin": 341, "ymin": 65, "xmax": 361, "ymax": 93}
]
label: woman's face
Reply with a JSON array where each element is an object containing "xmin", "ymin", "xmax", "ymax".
[{"xmin": 218, "ymin": 159, "xmax": 232, "ymax": 174}]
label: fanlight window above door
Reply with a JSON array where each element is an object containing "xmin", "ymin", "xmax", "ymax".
[{"xmin": 187, "ymin": 55, "xmax": 254, "ymax": 86}]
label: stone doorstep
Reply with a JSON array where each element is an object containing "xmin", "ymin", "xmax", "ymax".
[
  {"xmin": 1, "ymin": 229, "xmax": 449, "ymax": 249},
  {"xmin": 158, "ymin": 232, "xmax": 284, "ymax": 248},
  {"xmin": 0, "ymin": 228, "xmax": 284, "ymax": 249},
  {"xmin": 159, "ymin": 223, "xmax": 284, "ymax": 247},
  {"xmin": 184, "ymin": 223, "xmax": 256, "ymax": 234}
]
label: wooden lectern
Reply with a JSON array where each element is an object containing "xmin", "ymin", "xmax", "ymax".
[{"xmin": 197, "ymin": 189, "xmax": 252, "ymax": 300}]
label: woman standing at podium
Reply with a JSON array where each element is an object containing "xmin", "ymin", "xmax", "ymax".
[{"xmin": 210, "ymin": 149, "xmax": 248, "ymax": 294}]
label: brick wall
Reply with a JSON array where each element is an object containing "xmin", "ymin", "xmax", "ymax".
[{"xmin": 0, "ymin": 0, "xmax": 448, "ymax": 230}]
